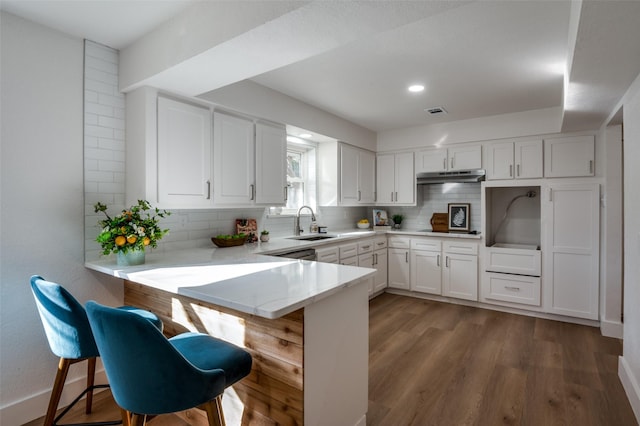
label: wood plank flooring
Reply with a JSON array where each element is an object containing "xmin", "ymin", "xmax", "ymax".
[{"xmin": 24, "ymin": 293, "xmax": 637, "ymax": 425}]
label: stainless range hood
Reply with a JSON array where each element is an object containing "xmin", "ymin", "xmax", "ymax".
[{"xmin": 416, "ymin": 169, "xmax": 486, "ymax": 184}]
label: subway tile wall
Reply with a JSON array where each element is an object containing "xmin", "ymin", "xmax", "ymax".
[{"xmin": 84, "ymin": 40, "xmax": 126, "ymax": 261}]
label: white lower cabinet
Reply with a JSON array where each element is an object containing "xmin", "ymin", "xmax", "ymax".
[
  {"xmin": 372, "ymin": 237, "xmax": 388, "ymax": 294},
  {"xmin": 339, "ymin": 242, "xmax": 359, "ymax": 266},
  {"xmin": 484, "ymin": 272, "xmax": 541, "ymax": 306},
  {"xmin": 387, "ymin": 237, "xmax": 411, "ymax": 290},
  {"xmin": 442, "ymin": 251, "xmax": 478, "ymax": 301},
  {"xmin": 315, "ymin": 246, "xmax": 339, "ymax": 264},
  {"xmin": 409, "ymin": 238, "xmax": 478, "ymax": 301}
]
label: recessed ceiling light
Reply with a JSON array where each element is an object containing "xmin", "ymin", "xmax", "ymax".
[
  {"xmin": 408, "ymin": 84, "xmax": 425, "ymax": 93},
  {"xmin": 299, "ymin": 133, "xmax": 312, "ymax": 138}
]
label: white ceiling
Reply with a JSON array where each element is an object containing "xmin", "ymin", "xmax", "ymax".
[{"xmin": 2, "ymin": 0, "xmax": 639, "ymax": 134}]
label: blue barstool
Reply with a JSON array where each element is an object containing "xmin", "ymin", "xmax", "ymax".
[
  {"xmin": 85, "ymin": 300, "xmax": 253, "ymax": 426},
  {"xmin": 30, "ymin": 275, "xmax": 163, "ymax": 426}
]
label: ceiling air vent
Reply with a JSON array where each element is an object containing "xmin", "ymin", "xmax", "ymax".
[{"xmin": 424, "ymin": 106, "xmax": 447, "ymax": 115}]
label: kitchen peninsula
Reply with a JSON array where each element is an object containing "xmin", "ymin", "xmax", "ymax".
[{"xmin": 86, "ymin": 246, "xmax": 375, "ymax": 426}]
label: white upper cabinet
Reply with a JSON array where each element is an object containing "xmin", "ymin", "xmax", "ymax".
[
  {"xmin": 340, "ymin": 144, "xmax": 376, "ymax": 205},
  {"xmin": 255, "ymin": 122, "xmax": 287, "ymax": 205},
  {"xmin": 376, "ymin": 152, "xmax": 415, "ymax": 205},
  {"xmin": 213, "ymin": 111, "xmax": 255, "ymax": 206},
  {"xmin": 544, "ymin": 135, "xmax": 595, "ymax": 177},
  {"xmin": 416, "ymin": 145, "xmax": 482, "ymax": 173},
  {"xmin": 484, "ymin": 139, "xmax": 543, "ymax": 180},
  {"xmin": 318, "ymin": 142, "xmax": 375, "ymax": 206},
  {"xmin": 213, "ymin": 112, "xmax": 287, "ymax": 206},
  {"xmin": 157, "ymin": 97, "xmax": 213, "ymax": 207}
]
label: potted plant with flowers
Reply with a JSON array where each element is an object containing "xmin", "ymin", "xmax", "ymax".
[{"xmin": 94, "ymin": 200, "xmax": 170, "ymax": 266}]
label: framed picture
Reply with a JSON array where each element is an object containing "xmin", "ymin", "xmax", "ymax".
[
  {"xmin": 373, "ymin": 209, "xmax": 389, "ymax": 226},
  {"xmin": 448, "ymin": 203, "xmax": 470, "ymax": 232}
]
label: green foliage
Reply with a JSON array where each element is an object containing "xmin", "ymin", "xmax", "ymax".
[
  {"xmin": 392, "ymin": 214, "xmax": 404, "ymax": 224},
  {"xmin": 94, "ymin": 200, "xmax": 170, "ymax": 255}
]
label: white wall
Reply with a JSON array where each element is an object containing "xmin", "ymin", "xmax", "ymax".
[
  {"xmin": 0, "ymin": 12, "xmax": 123, "ymax": 425},
  {"xmin": 199, "ymin": 80, "xmax": 377, "ymax": 151},
  {"xmin": 619, "ymin": 71, "xmax": 640, "ymax": 421}
]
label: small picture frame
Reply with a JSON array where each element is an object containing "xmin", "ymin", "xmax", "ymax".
[
  {"xmin": 373, "ymin": 209, "xmax": 389, "ymax": 227},
  {"xmin": 448, "ymin": 203, "xmax": 470, "ymax": 232}
]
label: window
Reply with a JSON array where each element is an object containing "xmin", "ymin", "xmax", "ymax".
[{"xmin": 282, "ymin": 141, "xmax": 316, "ymax": 214}]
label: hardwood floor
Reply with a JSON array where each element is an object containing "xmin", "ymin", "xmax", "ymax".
[
  {"xmin": 24, "ymin": 293, "xmax": 637, "ymax": 425},
  {"xmin": 367, "ymin": 294, "xmax": 636, "ymax": 426}
]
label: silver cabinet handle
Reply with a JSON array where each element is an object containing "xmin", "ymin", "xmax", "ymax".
[
  {"xmin": 284, "ymin": 186, "xmax": 288, "ymax": 202},
  {"xmin": 391, "ymin": 191, "xmax": 394, "ymax": 202},
  {"xmin": 405, "ymin": 252, "xmax": 409, "ymax": 263},
  {"xmin": 250, "ymin": 184, "xmax": 255, "ymax": 200},
  {"xmin": 505, "ymin": 286, "xmax": 521, "ymax": 291},
  {"xmin": 549, "ymin": 188, "xmax": 553, "ymax": 202},
  {"xmin": 509, "ymin": 164, "xmax": 513, "ymax": 177},
  {"xmin": 437, "ymin": 254, "xmax": 440, "ymax": 267},
  {"xmin": 395, "ymin": 192, "xmax": 398, "ymax": 202},
  {"xmin": 445, "ymin": 256, "xmax": 449, "ymax": 267},
  {"xmin": 589, "ymin": 160, "xmax": 593, "ymax": 174},
  {"xmin": 373, "ymin": 253, "xmax": 378, "ymax": 266},
  {"xmin": 517, "ymin": 164, "xmax": 520, "ymax": 177},
  {"xmin": 358, "ymin": 190, "xmax": 361, "ymax": 201},
  {"xmin": 443, "ymin": 158, "xmax": 447, "ymax": 170},
  {"xmin": 451, "ymin": 157, "xmax": 454, "ymax": 169},
  {"xmin": 206, "ymin": 180, "xmax": 211, "ymax": 199}
]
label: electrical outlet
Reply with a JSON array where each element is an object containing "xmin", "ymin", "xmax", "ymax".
[{"xmin": 179, "ymin": 214, "xmax": 188, "ymax": 228}]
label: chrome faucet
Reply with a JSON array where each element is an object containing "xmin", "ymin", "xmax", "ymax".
[{"xmin": 295, "ymin": 205, "xmax": 316, "ymax": 235}]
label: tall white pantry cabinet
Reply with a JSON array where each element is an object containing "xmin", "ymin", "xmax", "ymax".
[{"xmin": 544, "ymin": 182, "xmax": 600, "ymax": 320}]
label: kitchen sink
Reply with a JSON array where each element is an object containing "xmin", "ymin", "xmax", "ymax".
[{"xmin": 286, "ymin": 235, "xmax": 337, "ymax": 241}]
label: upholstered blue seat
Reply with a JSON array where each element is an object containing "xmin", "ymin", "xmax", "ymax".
[
  {"xmin": 86, "ymin": 300, "xmax": 253, "ymax": 426},
  {"xmin": 29, "ymin": 275, "xmax": 163, "ymax": 426}
]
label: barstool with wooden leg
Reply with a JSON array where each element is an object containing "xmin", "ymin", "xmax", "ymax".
[
  {"xmin": 86, "ymin": 300, "xmax": 253, "ymax": 426},
  {"xmin": 30, "ymin": 275, "xmax": 163, "ymax": 426}
]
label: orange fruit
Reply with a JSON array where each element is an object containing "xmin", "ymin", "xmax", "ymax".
[
  {"xmin": 143, "ymin": 237, "xmax": 151, "ymax": 246},
  {"xmin": 127, "ymin": 235, "xmax": 137, "ymax": 244},
  {"xmin": 115, "ymin": 236, "xmax": 126, "ymax": 246}
]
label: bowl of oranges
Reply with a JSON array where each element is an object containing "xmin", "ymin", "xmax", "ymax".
[{"xmin": 357, "ymin": 219, "xmax": 370, "ymax": 229}]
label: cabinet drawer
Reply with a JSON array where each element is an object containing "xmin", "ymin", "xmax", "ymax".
[
  {"xmin": 485, "ymin": 272, "xmax": 540, "ymax": 306},
  {"xmin": 316, "ymin": 246, "xmax": 339, "ymax": 264},
  {"xmin": 485, "ymin": 246, "xmax": 541, "ymax": 276},
  {"xmin": 339, "ymin": 243, "xmax": 359, "ymax": 259},
  {"xmin": 373, "ymin": 237, "xmax": 387, "ymax": 250},
  {"xmin": 443, "ymin": 241, "xmax": 478, "ymax": 255},
  {"xmin": 358, "ymin": 239, "xmax": 374, "ymax": 254},
  {"xmin": 411, "ymin": 238, "xmax": 441, "ymax": 251},
  {"xmin": 388, "ymin": 236, "xmax": 410, "ymax": 249}
]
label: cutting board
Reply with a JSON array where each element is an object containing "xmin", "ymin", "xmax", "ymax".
[{"xmin": 430, "ymin": 213, "xmax": 449, "ymax": 232}]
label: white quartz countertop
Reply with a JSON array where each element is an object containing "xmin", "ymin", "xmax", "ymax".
[{"xmin": 86, "ymin": 245, "xmax": 375, "ymax": 319}]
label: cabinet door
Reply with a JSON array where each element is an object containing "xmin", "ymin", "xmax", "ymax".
[
  {"xmin": 416, "ymin": 148, "xmax": 447, "ymax": 173},
  {"xmin": 157, "ymin": 97, "xmax": 212, "ymax": 207},
  {"xmin": 376, "ymin": 154, "xmax": 396, "ymax": 204},
  {"xmin": 544, "ymin": 135, "xmax": 594, "ymax": 177},
  {"xmin": 358, "ymin": 149, "xmax": 376, "ymax": 204},
  {"xmin": 515, "ymin": 139, "xmax": 543, "ymax": 179},
  {"xmin": 373, "ymin": 250, "xmax": 388, "ymax": 293},
  {"xmin": 316, "ymin": 246, "xmax": 339, "ymax": 264},
  {"xmin": 213, "ymin": 112, "xmax": 255, "ymax": 205},
  {"xmin": 340, "ymin": 144, "xmax": 360, "ymax": 205},
  {"xmin": 442, "ymin": 253, "xmax": 478, "ymax": 301},
  {"xmin": 485, "ymin": 142, "xmax": 514, "ymax": 180},
  {"xmin": 394, "ymin": 152, "xmax": 415, "ymax": 205},
  {"xmin": 358, "ymin": 253, "xmax": 375, "ymax": 295},
  {"xmin": 449, "ymin": 145, "xmax": 482, "ymax": 171},
  {"xmin": 387, "ymin": 248, "xmax": 410, "ymax": 290},
  {"xmin": 544, "ymin": 183, "xmax": 599, "ymax": 319},
  {"xmin": 411, "ymin": 250, "xmax": 442, "ymax": 294},
  {"xmin": 255, "ymin": 122, "xmax": 286, "ymax": 205}
]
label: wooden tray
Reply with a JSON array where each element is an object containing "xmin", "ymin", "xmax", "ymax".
[{"xmin": 430, "ymin": 213, "xmax": 449, "ymax": 232}]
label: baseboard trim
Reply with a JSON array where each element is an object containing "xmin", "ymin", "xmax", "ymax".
[
  {"xmin": 619, "ymin": 356, "xmax": 640, "ymax": 424},
  {"xmin": 600, "ymin": 318, "xmax": 624, "ymax": 338},
  {"xmin": 0, "ymin": 370, "xmax": 108, "ymax": 425},
  {"xmin": 354, "ymin": 414, "xmax": 367, "ymax": 426}
]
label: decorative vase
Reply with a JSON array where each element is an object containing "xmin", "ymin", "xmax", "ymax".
[
  {"xmin": 116, "ymin": 249, "xmax": 145, "ymax": 267},
  {"xmin": 394, "ymin": 223, "xmax": 402, "ymax": 229},
  {"xmin": 260, "ymin": 234, "xmax": 270, "ymax": 243}
]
